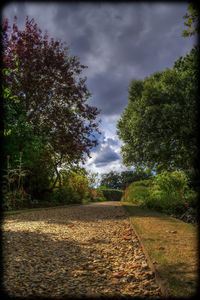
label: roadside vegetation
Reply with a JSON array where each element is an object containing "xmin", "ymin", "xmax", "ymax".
[{"xmin": 122, "ymin": 170, "xmax": 197, "ymax": 224}]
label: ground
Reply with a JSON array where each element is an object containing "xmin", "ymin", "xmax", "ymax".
[{"xmin": 2, "ymin": 201, "xmax": 161, "ymax": 298}]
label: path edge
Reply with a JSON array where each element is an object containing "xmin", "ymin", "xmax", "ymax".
[{"xmin": 120, "ymin": 203, "xmax": 169, "ymax": 297}]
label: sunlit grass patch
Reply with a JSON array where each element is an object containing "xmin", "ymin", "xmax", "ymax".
[{"xmin": 122, "ymin": 202, "xmax": 198, "ymax": 297}]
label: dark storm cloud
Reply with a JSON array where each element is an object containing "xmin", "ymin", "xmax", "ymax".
[
  {"xmin": 3, "ymin": 2, "xmax": 194, "ymax": 117},
  {"xmin": 52, "ymin": 2, "xmax": 194, "ymax": 115},
  {"xmin": 93, "ymin": 146, "xmax": 120, "ymax": 167},
  {"xmin": 88, "ymin": 73, "xmax": 129, "ymax": 115}
]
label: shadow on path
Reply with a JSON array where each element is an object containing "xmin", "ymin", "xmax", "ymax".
[{"xmin": 2, "ymin": 229, "xmax": 113, "ymax": 297}]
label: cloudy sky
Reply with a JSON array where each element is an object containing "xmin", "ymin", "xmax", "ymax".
[{"xmin": 3, "ymin": 2, "xmax": 195, "ymax": 174}]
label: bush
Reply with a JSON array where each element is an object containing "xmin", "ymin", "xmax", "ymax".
[
  {"xmin": 122, "ymin": 179, "xmax": 152, "ymax": 204},
  {"xmin": 89, "ymin": 189, "xmax": 106, "ymax": 202},
  {"xmin": 50, "ymin": 186, "xmax": 82, "ymax": 205},
  {"xmin": 67, "ymin": 171, "xmax": 91, "ymax": 202},
  {"xmin": 99, "ymin": 188, "xmax": 123, "ymax": 201},
  {"xmin": 122, "ymin": 171, "xmax": 197, "ymax": 215},
  {"xmin": 3, "ymin": 189, "xmax": 31, "ymax": 210},
  {"xmin": 147, "ymin": 171, "xmax": 197, "ymax": 214}
]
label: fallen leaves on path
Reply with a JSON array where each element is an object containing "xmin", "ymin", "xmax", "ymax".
[{"xmin": 2, "ymin": 201, "xmax": 161, "ymax": 297}]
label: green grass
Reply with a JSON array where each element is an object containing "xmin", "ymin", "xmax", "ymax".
[{"xmin": 122, "ymin": 202, "xmax": 198, "ymax": 297}]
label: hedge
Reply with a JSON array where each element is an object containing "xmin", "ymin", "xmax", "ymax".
[{"xmin": 100, "ymin": 188, "xmax": 123, "ymax": 201}]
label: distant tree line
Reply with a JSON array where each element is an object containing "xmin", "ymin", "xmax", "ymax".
[{"xmin": 100, "ymin": 169, "xmax": 152, "ymax": 190}]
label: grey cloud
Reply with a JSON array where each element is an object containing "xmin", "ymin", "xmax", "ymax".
[
  {"xmin": 88, "ymin": 72, "xmax": 129, "ymax": 115},
  {"xmin": 92, "ymin": 130, "xmax": 119, "ymax": 154},
  {"xmin": 50, "ymin": 3, "xmax": 194, "ymax": 116},
  {"xmin": 104, "ymin": 138, "xmax": 119, "ymax": 147},
  {"xmin": 94, "ymin": 145, "xmax": 120, "ymax": 167},
  {"xmin": 2, "ymin": 3, "xmax": 27, "ymax": 24},
  {"xmin": 91, "ymin": 131, "xmax": 106, "ymax": 153}
]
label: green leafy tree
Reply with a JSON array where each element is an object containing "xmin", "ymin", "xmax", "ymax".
[
  {"xmin": 117, "ymin": 48, "xmax": 198, "ymax": 173},
  {"xmin": 100, "ymin": 169, "xmax": 151, "ymax": 189},
  {"xmin": 87, "ymin": 171, "xmax": 100, "ymax": 188},
  {"xmin": 120, "ymin": 170, "xmax": 151, "ymax": 189},
  {"xmin": 182, "ymin": 3, "xmax": 199, "ymax": 37},
  {"xmin": 100, "ymin": 171, "xmax": 122, "ymax": 189},
  {"xmin": 68, "ymin": 170, "xmax": 90, "ymax": 201}
]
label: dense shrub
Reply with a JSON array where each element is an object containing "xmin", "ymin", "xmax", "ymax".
[
  {"xmin": 122, "ymin": 171, "xmax": 197, "ymax": 215},
  {"xmin": 50, "ymin": 186, "xmax": 82, "ymax": 205},
  {"xmin": 147, "ymin": 171, "xmax": 197, "ymax": 214},
  {"xmin": 90, "ymin": 189, "xmax": 106, "ymax": 202},
  {"xmin": 122, "ymin": 179, "xmax": 152, "ymax": 204},
  {"xmin": 67, "ymin": 171, "xmax": 91, "ymax": 201},
  {"xmin": 100, "ymin": 188, "xmax": 123, "ymax": 201}
]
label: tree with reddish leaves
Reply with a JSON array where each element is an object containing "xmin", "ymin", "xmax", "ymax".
[
  {"xmin": 2, "ymin": 16, "xmax": 100, "ymax": 165},
  {"xmin": 2, "ymin": 17, "xmax": 100, "ymax": 202}
]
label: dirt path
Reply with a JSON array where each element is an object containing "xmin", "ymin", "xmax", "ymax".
[{"xmin": 2, "ymin": 201, "xmax": 161, "ymax": 298}]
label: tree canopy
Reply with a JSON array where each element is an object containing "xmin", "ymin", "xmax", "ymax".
[
  {"xmin": 3, "ymin": 17, "xmax": 100, "ymax": 164},
  {"xmin": 2, "ymin": 17, "xmax": 100, "ymax": 206},
  {"xmin": 100, "ymin": 169, "xmax": 151, "ymax": 190},
  {"xmin": 182, "ymin": 3, "xmax": 199, "ymax": 37},
  {"xmin": 117, "ymin": 47, "xmax": 198, "ymax": 173}
]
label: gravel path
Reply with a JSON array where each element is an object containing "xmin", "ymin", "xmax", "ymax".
[{"xmin": 3, "ymin": 201, "xmax": 161, "ymax": 298}]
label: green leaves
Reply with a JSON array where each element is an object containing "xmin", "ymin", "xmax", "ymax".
[
  {"xmin": 182, "ymin": 3, "xmax": 199, "ymax": 37},
  {"xmin": 117, "ymin": 47, "xmax": 198, "ymax": 172},
  {"xmin": 2, "ymin": 17, "xmax": 100, "ymax": 206}
]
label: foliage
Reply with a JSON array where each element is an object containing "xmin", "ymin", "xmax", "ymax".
[
  {"xmin": 117, "ymin": 47, "xmax": 198, "ymax": 173},
  {"xmin": 123, "ymin": 171, "xmax": 197, "ymax": 215},
  {"xmin": 87, "ymin": 171, "xmax": 101, "ymax": 188},
  {"xmin": 120, "ymin": 169, "xmax": 151, "ymax": 189},
  {"xmin": 122, "ymin": 179, "xmax": 152, "ymax": 204},
  {"xmin": 2, "ymin": 17, "xmax": 100, "ymax": 209},
  {"xmin": 182, "ymin": 3, "xmax": 199, "ymax": 37},
  {"xmin": 2, "ymin": 17, "xmax": 100, "ymax": 163},
  {"xmin": 100, "ymin": 171, "xmax": 122, "ymax": 189},
  {"xmin": 147, "ymin": 170, "xmax": 197, "ymax": 214},
  {"xmin": 67, "ymin": 171, "xmax": 91, "ymax": 201},
  {"xmin": 90, "ymin": 188, "xmax": 106, "ymax": 202},
  {"xmin": 99, "ymin": 188, "xmax": 123, "ymax": 201},
  {"xmin": 50, "ymin": 186, "xmax": 81, "ymax": 205},
  {"xmin": 50, "ymin": 169, "xmax": 93, "ymax": 205},
  {"xmin": 2, "ymin": 153, "xmax": 31, "ymax": 210},
  {"xmin": 100, "ymin": 169, "xmax": 151, "ymax": 189}
]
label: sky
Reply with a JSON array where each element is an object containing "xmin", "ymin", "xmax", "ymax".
[{"xmin": 2, "ymin": 1, "xmax": 195, "ymax": 174}]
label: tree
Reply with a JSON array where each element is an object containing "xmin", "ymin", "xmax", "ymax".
[
  {"xmin": 120, "ymin": 170, "xmax": 151, "ymax": 189},
  {"xmin": 182, "ymin": 3, "xmax": 199, "ymax": 37},
  {"xmin": 87, "ymin": 171, "xmax": 100, "ymax": 188},
  {"xmin": 2, "ymin": 17, "xmax": 100, "ymax": 165},
  {"xmin": 117, "ymin": 48, "xmax": 198, "ymax": 173},
  {"xmin": 100, "ymin": 171, "xmax": 122, "ymax": 189},
  {"xmin": 100, "ymin": 169, "xmax": 151, "ymax": 189},
  {"xmin": 2, "ymin": 17, "xmax": 100, "ymax": 205}
]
